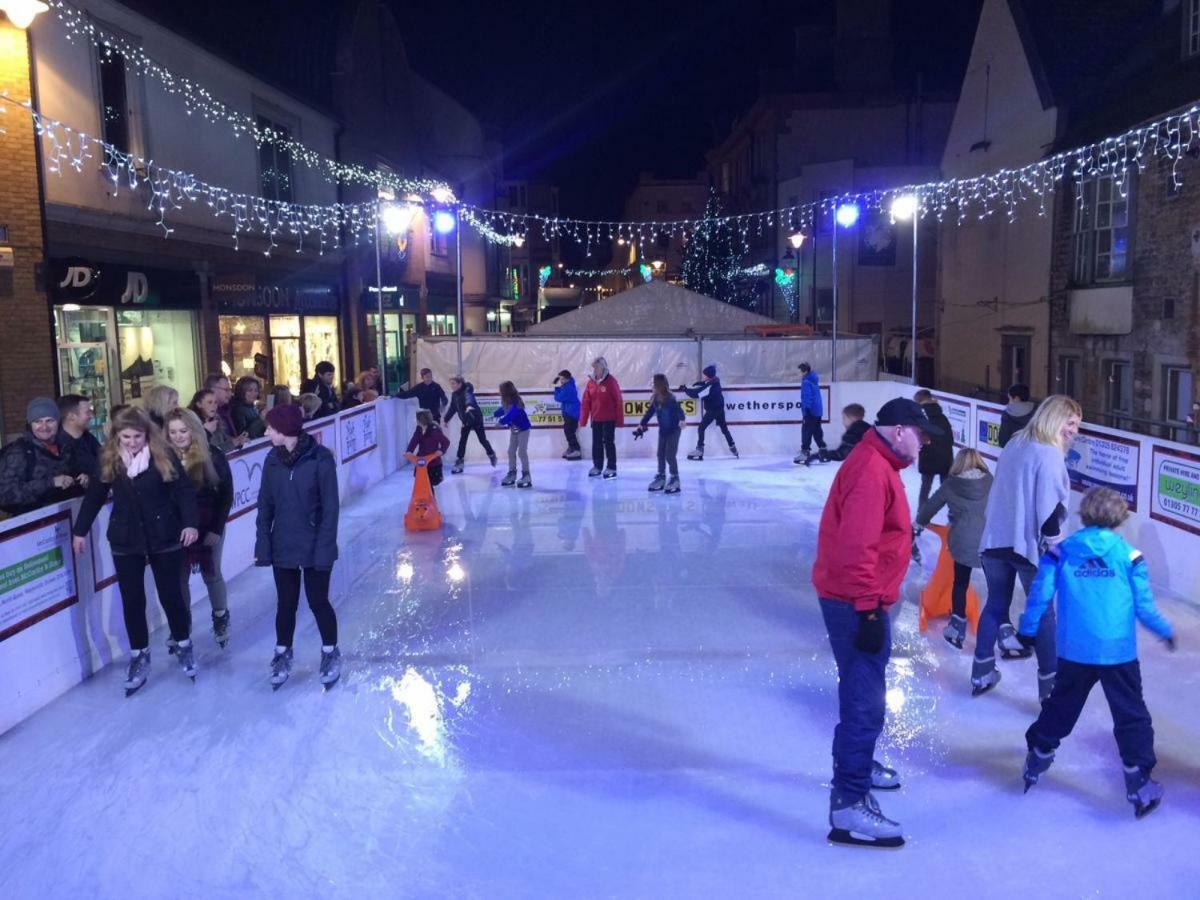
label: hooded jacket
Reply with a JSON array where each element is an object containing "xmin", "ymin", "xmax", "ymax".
[
  {"xmin": 999, "ymin": 399, "xmax": 1036, "ymax": 448},
  {"xmin": 915, "ymin": 469, "xmax": 993, "ymax": 567},
  {"xmin": 681, "ymin": 377, "xmax": 724, "ymax": 415},
  {"xmin": 580, "ymin": 373, "xmax": 624, "ymax": 426},
  {"xmin": 554, "ymin": 378, "xmax": 581, "ymax": 421},
  {"xmin": 812, "ymin": 428, "xmax": 912, "ymax": 610},
  {"xmin": 254, "ymin": 433, "xmax": 339, "ymax": 569},
  {"xmin": 445, "ymin": 382, "xmax": 483, "ymax": 426},
  {"xmin": 917, "ymin": 402, "xmax": 955, "ymax": 475},
  {"xmin": 1019, "ymin": 527, "xmax": 1174, "ymax": 665},
  {"xmin": 800, "ymin": 370, "xmax": 823, "ymax": 418}
]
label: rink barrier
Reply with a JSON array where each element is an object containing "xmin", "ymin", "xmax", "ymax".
[{"xmin": 0, "ymin": 398, "xmax": 416, "ymax": 736}]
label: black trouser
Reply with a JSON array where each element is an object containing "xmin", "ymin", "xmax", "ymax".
[
  {"xmin": 697, "ymin": 408, "xmax": 734, "ymax": 449},
  {"xmin": 455, "ymin": 417, "xmax": 494, "ymax": 461},
  {"xmin": 114, "ymin": 550, "xmax": 191, "ymax": 650},
  {"xmin": 951, "ymin": 561, "xmax": 972, "ymax": 618},
  {"xmin": 801, "ymin": 413, "xmax": 826, "ymax": 454},
  {"xmin": 563, "ymin": 414, "xmax": 581, "ymax": 452},
  {"xmin": 273, "ymin": 566, "xmax": 338, "ymax": 647},
  {"xmin": 919, "ymin": 471, "xmax": 947, "ymax": 508},
  {"xmin": 591, "ymin": 421, "xmax": 617, "ymax": 470},
  {"xmin": 657, "ymin": 429, "xmax": 681, "ymax": 477},
  {"xmin": 1026, "ymin": 659, "xmax": 1156, "ymax": 771}
]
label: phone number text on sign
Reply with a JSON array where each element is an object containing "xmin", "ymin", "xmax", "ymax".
[{"xmin": 1151, "ymin": 446, "xmax": 1200, "ymax": 535}]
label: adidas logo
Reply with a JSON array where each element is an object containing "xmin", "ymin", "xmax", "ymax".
[{"xmin": 1074, "ymin": 557, "xmax": 1116, "ymax": 578}]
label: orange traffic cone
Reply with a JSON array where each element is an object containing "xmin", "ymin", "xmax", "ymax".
[
  {"xmin": 404, "ymin": 464, "xmax": 443, "ymax": 531},
  {"xmin": 917, "ymin": 523, "xmax": 981, "ymax": 633}
]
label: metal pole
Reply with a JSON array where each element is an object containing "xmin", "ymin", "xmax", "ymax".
[
  {"xmin": 831, "ymin": 221, "xmax": 838, "ymax": 384},
  {"xmin": 910, "ymin": 215, "xmax": 918, "ymax": 385},
  {"xmin": 455, "ymin": 206, "xmax": 464, "ymax": 375},
  {"xmin": 374, "ymin": 212, "xmax": 386, "ymax": 394}
]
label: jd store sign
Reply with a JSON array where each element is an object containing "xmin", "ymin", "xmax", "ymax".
[{"xmin": 51, "ymin": 258, "xmax": 201, "ymax": 308}]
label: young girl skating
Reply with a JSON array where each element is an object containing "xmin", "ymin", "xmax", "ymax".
[
  {"xmin": 493, "ymin": 381, "xmax": 533, "ymax": 488},
  {"xmin": 406, "ymin": 409, "xmax": 451, "ymax": 491},
  {"xmin": 633, "ymin": 374, "xmax": 686, "ymax": 493}
]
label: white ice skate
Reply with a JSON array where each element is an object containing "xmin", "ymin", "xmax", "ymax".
[{"xmin": 828, "ymin": 793, "xmax": 904, "ymax": 848}]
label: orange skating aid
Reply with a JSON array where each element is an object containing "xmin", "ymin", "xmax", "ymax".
[
  {"xmin": 404, "ymin": 464, "xmax": 443, "ymax": 531},
  {"xmin": 917, "ymin": 523, "xmax": 981, "ymax": 633}
]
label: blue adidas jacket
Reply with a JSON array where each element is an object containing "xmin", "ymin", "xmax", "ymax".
[
  {"xmin": 1018, "ymin": 526, "xmax": 1174, "ymax": 665},
  {"xmin": 553, "ymin": 379, "xmax": 581, "ymax": 420},
  {"xmin": 801, "ymin": 371, "xmax": 823, "ymax": 418}
]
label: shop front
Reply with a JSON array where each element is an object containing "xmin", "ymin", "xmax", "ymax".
[
  {"xmin": 363, "ymin": 284, "xmax": 419, "ymax": 393},
  {"xmin": 213, "ymin": 273, "xmax": 343, "ymax": 394},
  {"xmin": 50, "ymin": 258, "xmax": 203, "ymax": 434}
]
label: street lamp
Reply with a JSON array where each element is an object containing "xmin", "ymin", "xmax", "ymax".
[
  {"xmin": 891, "ymin": 193, "xmax": 919, "ymax": 384},
  {"xmin": 430, "ymin": 207, "xmax": 465, "ymax": 374},
  {"xmin": 787, "ymin": 232, "xmax": 805, "ymax": 250},
  {"xmin": 0, "ymin": 1, "xmax": 49, "ymax": 29},
  {"xmin": 374, "ymin": 201, "xmax": 415, "ymax": 395},
  {"xmin": 831, "ymin": 203, "xmax": 859, "ymax": 383}
]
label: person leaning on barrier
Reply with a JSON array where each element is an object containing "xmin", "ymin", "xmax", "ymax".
[
  {"xmin": 0, "ymin": 398, "xmax": 84, "ymax": 517},
  {"xmin": 56, "ymin": 393, "xmax": 102, "ymax": 480}
]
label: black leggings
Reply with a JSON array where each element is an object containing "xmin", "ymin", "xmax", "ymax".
[
  {"xmin": 114, "ymin": 550, "xmax": 191, "ymax": 650},
  {"xmin": 455, "ymin": 417, "xmax": 495, "ymax": 461},
  {"xmin": 697, "ymin": 409, "xmax": 734, "ymax": 449},
  {"xmin": 952, "ymin": 561, "xmax": 973, "ymax": 618},
  {"xmin": 273, "ymin": 566, "xmax": 338, "ymax": 647},
  {"xmin": 591, "ymin": 421, "xmax": 617, "ymax": 470}
]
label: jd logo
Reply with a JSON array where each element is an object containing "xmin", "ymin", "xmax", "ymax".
[
  {"xmin": 120, "ymin": 271, "xmax": 150, "ymax": 304},
  {"xmin": 59, "ymin": 265, "xmax": 98, "ymax": 293}
]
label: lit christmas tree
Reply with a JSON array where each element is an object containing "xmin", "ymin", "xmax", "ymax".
[{"xmin": 682, "ymin": 189, "xmax": 742, "ymax": 304}]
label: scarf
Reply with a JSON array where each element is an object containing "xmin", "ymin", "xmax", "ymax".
[
  {"xmin": 276, "ymin": 432, "xmax": 313, "ymax": 468},
  {"xmin": 121, "ymin": 445, "xmax": 151, "ymax": 478}
]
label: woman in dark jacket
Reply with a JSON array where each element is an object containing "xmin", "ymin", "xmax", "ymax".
[
  {"xmin": 166, "ymin": 408, "xmax": 234, "ymax": 649},
  {"xmin": 255, "ymin": 403, "xmax": 341, "ymax": 690},
  {"xmin": 915, "ymin": 390, "xmax": 954, "ymax": 508},
  {"xmin": 72, "ymin": 406, "xmax": 199, "ymax": 695},
  {"xmin": 231, "ymin": 375, "xmax": 267, "ymax": 439}
]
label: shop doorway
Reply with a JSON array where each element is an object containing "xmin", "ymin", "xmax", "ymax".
[{"xmin": 54, "ymin": 305, "xmax": 117, "ymax": 438}]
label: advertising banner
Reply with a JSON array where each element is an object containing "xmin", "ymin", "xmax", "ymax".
[
  {"xmin": 340, "ymin": 404, "xmax": 379, "ymax": 463},
  {"xmin": 1150, "ymin": 445, "xmax": 1200, "ymax": 535},
  {"xmin": 89, "ymin": 502, "xmax": 117, "ymax": 591},
  {"xmin": 934, "ymin": 394, "xmax": 972, "ymax": 448},
  {"xmin": 1066, "ymin": 428, "xmax": 1140, "ymax": 510},
  {"xmin": 0, "ymin": 510, "xmax": 78, "ymax": 642},
  {"xmin": 975, "ymin": 404, "xmax": 1004, "ymax": 459},
  {"xmin": 226, "ymin": 440, "xmax": 273, "ymax": 522}
]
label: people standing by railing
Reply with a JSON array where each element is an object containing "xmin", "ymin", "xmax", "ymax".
[
  {"xmin": 55, "ymin": 394, "xmax": 101, "ymax": 480},
  {"xmin": 0, "ymin": 399, "xmax": 84, "ymax": 518}
]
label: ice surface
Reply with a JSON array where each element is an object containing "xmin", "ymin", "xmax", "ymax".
[{"xmin": 0, "ymin": 458, "xmax": 1197, "ymax": 899}]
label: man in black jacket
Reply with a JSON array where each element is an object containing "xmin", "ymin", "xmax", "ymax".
[
  {"xmin": 0, "ymin": 398, "xmax": 83, "ymax": 516},
  {"xmin": 808, "ymin": 404, "xmax": 871, "ymax": 465},
  {"xmin": 394, "ymin": 368, "xmax": 448, "ymax": 418},
  {"xmin": 300, "ymin": 361, "xmax": 341, "ymax": 419},
  {"xmin": 914, "ymin": 389, "xmax": 954, "ymax": 507},
  {"xmin": 998, "ymin": 384, "xmax": 1036, "ymax": 447},
  {"xmin": 56, "ymin": 394, "xmax": 101, "ymax": 480},
  {"xmin": 680, "ymin": 364, "xmax": 738, "ymax": 460}
]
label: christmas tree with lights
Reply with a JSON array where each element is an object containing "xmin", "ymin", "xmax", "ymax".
[{"xmin": 682, "ymin": 189, "xmax": 742, "ymax": 304}]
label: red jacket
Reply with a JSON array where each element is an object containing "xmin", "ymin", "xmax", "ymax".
[
  {"xmin": 579, "ymin": 374, "xmax": 624, "ymax": 426},
  {"xmin": 812, "ymin": 428, "xmax": 912, "ymax": 611}
]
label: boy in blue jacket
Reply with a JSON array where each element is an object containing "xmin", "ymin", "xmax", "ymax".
[
  {"xmin": 553, "ymin": 370, "xmax": 582, "ymax": 460},
  {"xmin": 680, "ymin": 364, "xmax": 737, "ymax": 460},
  {"xmin": 1018, "ymin": 487, "xmax": 1176, "ymax": 818}
]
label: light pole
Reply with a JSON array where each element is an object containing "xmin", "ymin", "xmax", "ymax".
[
  {"xmin": 374, "ymin": 202, "xmax": 414, "ymax": 394},
  {"xmin": 891, "ymin": 194, "xmax": 920, "ymax": 384},
  {"xmin": 455, "ymin": 206, "xmax": 463, "ymax": 375},
  {"xmin": 785, "ymin": 232, "xmax": 805, "ymax": 323},
  {"xmin": 832, "ymin": 203, "xmax": 859, "ymax": 383}
]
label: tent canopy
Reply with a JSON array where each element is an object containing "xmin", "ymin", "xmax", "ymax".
[{"xmin": 526, "ymin": 281, "xmax": 778, "ymax": 336}]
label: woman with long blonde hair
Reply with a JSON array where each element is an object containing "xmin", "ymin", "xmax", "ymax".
[
  {"xmin": 144, "ymin": 384, "xmax": 179, "ymax": 429},
  {"xmin": 72, "ymin": 406, "xmax": 200, "ymax": 694},
  {"xmin": 165, "ymin": 408, "xmax": 233, "ymax": 649},
  {"xmin": 973, "ymin": 395, "xmax": 1082, "ymax": 699}
]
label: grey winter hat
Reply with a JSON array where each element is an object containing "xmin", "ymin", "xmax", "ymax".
[{"xmin": 26, "ymin": 397, "xmax": 59, "ymax": 424}]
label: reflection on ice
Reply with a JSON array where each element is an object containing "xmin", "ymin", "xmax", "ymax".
[{"xmin": 379, "ymin": 667, "xmax": 473, "ymax": 767}]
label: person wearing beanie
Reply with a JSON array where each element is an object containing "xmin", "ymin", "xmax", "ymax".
[
  {"xmin": 553, "ymin": 369, "xmax": 583, "ymax": 460},
  {"xmin": 680, "ymin": 364, "xmax": 737, "ymax": 461},
  {"xmin": 256, "ymin": 400, "xmax": 341, "ymax": 690},
  {"xmin": 0, "ymin": 397, "xmax": 82, "ymax": 516}
]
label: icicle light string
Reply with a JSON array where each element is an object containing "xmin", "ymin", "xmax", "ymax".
[{"xmin": 45, "ymin": 0, "xmax": 452, "ymax": 201}]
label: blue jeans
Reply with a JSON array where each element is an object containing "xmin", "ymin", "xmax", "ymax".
[
  {"xmin": 820, "ymin": 598, "xmax": 891, "ymax": 805},
  {"xmin": 975, "ymin": 549, "xmax": 1056, "ymax": 677}
]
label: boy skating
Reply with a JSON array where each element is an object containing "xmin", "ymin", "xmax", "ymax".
[{"xmin": 679, "ymin": 365, "xmax": 736, "ymax": 460}]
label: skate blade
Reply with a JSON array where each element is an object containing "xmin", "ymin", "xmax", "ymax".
[
  {"xmin": 322, "ymin": 677, "xmax": 340, "ymax": 691},
  {"xmin": 1000, "ymin": 648, "xmax": 1033, "ymax": 660},
  {"xmin": 871, "ymin": 782, "xmax": 902, "ymax": 792},
  {"xmin": 124, "ymin": 681, "xmax": 146, "ymax": 698},
  {"xmin": 971, "ymin": 682, "xmax": 999, "ymax": 697},
  {"xmin": 1134, "ymin": 798, "xmax": 1161, "ymax": 819},
  {"xmin": 1023, "ymin": 779, "xmax": 1036, "ymax": 794},
  {"xmin": 827, "ymin": 828, "xmax": 904, "ymax": 849},
  {"xmin": 944, "ymin": 636, "xmax": 964, "ymax": 650}
]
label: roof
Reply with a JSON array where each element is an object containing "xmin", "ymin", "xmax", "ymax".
[{"xmin": 525, "ymin": 281, "xmax": 778, "ymax": 337}]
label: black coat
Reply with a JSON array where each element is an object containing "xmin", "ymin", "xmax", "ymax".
[
  {"xmin": 395, "ymin": 381, "xmax": 448, "ymax": 416},
  {"xmin": 0, "ymin": 433, "xmax": 78, "ymax": 515},
  {"xmin": 918, "ymin": 402, "xmax": 955, "ymax": 475},
  {"xmin": 57, "ymin": 428, "xmax": 102, "ymax": 479},
  {"xmin": 231, "ymin": 399, "xmax": 267, "ymax": 439},
  {"xmin": 254, "ymin": 435, "xmax": 340, "ymax": 569},
  {"xmin": 73, "ymin": 454, "xmax": 199, "ymax": 555},
  {"xmin": 680, "ymin": 377, "xmax": 724, "ymax": 415},
  {"xmin": 444, "ymin": 383, "xmax": 482, "ymax": 426},
  {"xmin": 193, "ymin": 447, "xmax": 234, "ymax": 537},
  {"xmin": 301, "ymin": 378, "xmax": 341, "ymax": 418}
]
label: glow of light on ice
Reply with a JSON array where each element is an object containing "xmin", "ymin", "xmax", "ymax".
[
  {"xmin": 384, "ymin": 667, "xmax": 472, "ymax": 766},
  {"xmin": 396, "ymin": 561, "xmax": 414, "ymax": 582},
  {"xmin": 886, "ymin": 687, "xmax": 906, "ymax": 713},
  {"xmin": 447, "ymin": 562, "xmax": 465, "ymax": 583}
]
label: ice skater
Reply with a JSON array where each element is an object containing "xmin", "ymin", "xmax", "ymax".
[
  {"xmin": 680, "ymin": 364, "xmax": 736, "ymax": 460},
  {"xmin": 804, "ymin": 403, "xmax": 869, "ymax": 466},
  {"xmin": 394, "ymin": 367, "xmax": 448, "ymax": 419},
  {"xmin": 793, "ymin": 362, "xmax": 827, "ymax": 464},
  {"xmin": 633, "ymin": 374, "xmax": 685, "ymax": 493},
  {"xmin": 493, "ymin": 380, "xmax": 533, "ymax": 488},
  {"xmin": 973, "ymin": 395, "xmax": 1079, "ymax": 699},
  {"xmin": 1018, "ymin": 488, "xmax": 1175, "ymax": 819},
  {"xmin": 553, "ymin": 369, "xmax": 583, "ymax": 460},
  {"xmin": 914, "ymin": 390, "xmax": 954, "ymax": 508},
  {"xmin": 912, "ymin": 448, "xmax": 992, "ymax": 649},
  {"xmin": 406, "ymin": 409, "xmax": 451, "ymax": 492},
  {"xmin": 255, "ymin": 404, "xmax": 342, "ymax": 690},
  {"xmin": 166, "ymin": 408, "xmax": 234, "ymax": 649},
  {"xmin": 444, "ymin": 376, "xmax": 496, "ymax": 473},
  {"xmin": 71, "ymin": 406, "xmax": 200, "ymax": 695},
  {"xmin": 812, "ymin": 398, "xmax": 942, "ymax": 848},
  {"xmin": 580, "ymin": 357, "xmax": 623, "ymax": 479}
]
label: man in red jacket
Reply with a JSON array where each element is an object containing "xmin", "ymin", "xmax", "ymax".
[
  {"xmin": 813, "ymin": 397, "xmax": 941, "ymax": 849},
  {"xmin": 579, "ymin": 356, "xmax": 624, "ymax": 479}
]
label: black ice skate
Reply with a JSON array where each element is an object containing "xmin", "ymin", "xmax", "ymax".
[
  {"xmin": 320, "ymin": 647, "xmax": 342, "ymax": 689},
  {"xmin": 871, "ymin": 760, "xmax": 901, "ymax": 791},
  {"xmin": 175, "ymin": 641, "xmax": 197, "ymax": 681},
  {"xmin": 602, "ymin": 469, "xmax": 618, "ymax": 479},
  {"xmin": 451, "ymin": 459, "xmax": 465, "ymax": 474},
  {"xmin": 729, "ymin": 444, "xmax": 739, "ymax": 459},
  {"xmin": 1124, "ymin": 767, "xmax": 1164, "ymax": 819},
  {"xmin": 828, "ymin": 793, "xmax": 904, "ymax": 849},
  {"xmin": 664, "ymin": 476, "xmax": 681, "ymax": 494},
  {"xmin": 998, "ymin": 624, "xmax": 1033, "ymax": 660},
  {"xmin": 488, "ymin": 453, "xmax": 498, "ymax": 467},
  {"xmin": 1023, "ymin": 748, "xmax": 1055, "ymax": 793},
  {"xmin": 124, "ymin": 649, "xmax": 150, "ymax": 697},
  {"xmin": 212, "ymin": 610, "xmax": 230, "ymax": 649},
  {"xmin": 501, "ymin": 470, "xmax": 517, "ymax": 487},
  {"xmin": 270, "ymin": 647, "xmax": 293, "ymax": 691},
  {"xmin": 166, "ymin": 637, "xmax": 178, "ymax": 656},
  {"xmin": 516, "ymin": 473, "xmax": 532, "ymax": 489},
  {"xmin": 648, "ymin": 475, "xmax": 666, "ymax": 492},
  {"xmin": 687, "ymin": 447, "xmax": 704, "ymax": 461},
  {"xmin": 943, "ymin": 614, "xmax": 966, "ymax": 650},
  {"xmin": 588, "ymin": 466, "xmax": 603, "ymax": 477},
  {"xmin": 970, "ymin": 665, "xmax": 1002, "ymax": 696}
]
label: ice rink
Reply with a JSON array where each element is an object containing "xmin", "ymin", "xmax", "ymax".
[{"xmin": 0, "ymin": 457, "xmax": 1197, "ymax": 899}]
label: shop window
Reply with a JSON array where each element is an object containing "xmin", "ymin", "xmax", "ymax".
[
  {"xmin": 304, "ymin": 316, "xmax": 340, "ymax": 385},
  {"xmin": 427, "ymin": 314, "xmax": 457, "ymax": 336},
  {"xmin": 1163, "ymin": 365, "xmax": 1193, "ymax": 423},
  {"xmin": 431, "ymin": 225, "xmax": 451, "ymax": 258},
  {"xmin": 219, "ymin": 315, "xmax": 268, "ymax": 384},
  {"xmin": 270, "ymin": 315, "xmax": 301, "ymax": 392},
  {"xmin": 257, "ymin": 114, "xmax": 294, "ymax": 203},
  {"xmin": 116, "ymin": 309, "xmax": 199, "ymax": 405}
]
